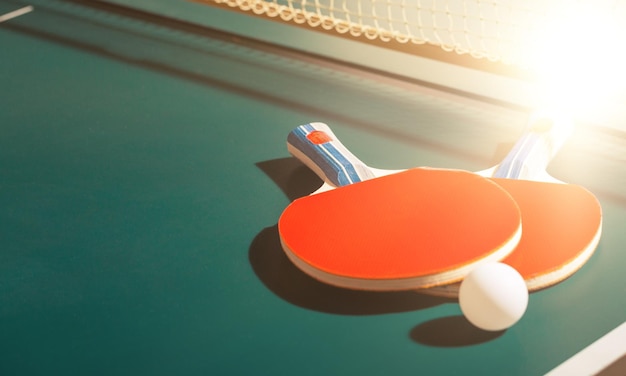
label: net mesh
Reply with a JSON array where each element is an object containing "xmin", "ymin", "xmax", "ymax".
[{"xmin": 201, "ymin": 0, "xmax": 626, "ymax": 69}]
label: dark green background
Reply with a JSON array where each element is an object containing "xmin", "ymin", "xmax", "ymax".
[{"xmin": 1, "ymin": 0, "xmax": 624, "ymax": 374}]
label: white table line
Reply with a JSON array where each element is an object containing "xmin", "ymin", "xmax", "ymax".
[
  {"xmin": 545, "ymin": 321, "xmax": 626, "ymax": 376},
  {"xmin": 0, "ymin": 5, "xmax": 34, "ymax": 23}
]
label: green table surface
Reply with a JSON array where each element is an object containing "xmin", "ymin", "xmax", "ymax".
[{"xmin": 1, "ymin": 1, "xmax": 625, "ymax": 375}]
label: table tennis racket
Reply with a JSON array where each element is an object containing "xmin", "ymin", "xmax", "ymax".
[
  {"xmin": 423, "ymin": 113, "xmax": 603, "ymax": 297},
  {"xmin": 286, "ymin": 117, "xmax": 602, "ymax": 296},
  {"xmin": 278, "ymin": 123, "xmax": 522, "ymax": 291}
]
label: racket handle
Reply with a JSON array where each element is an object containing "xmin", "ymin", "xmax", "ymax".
[
  {"xmin": 494, "ymin": 112, "xmax": 573, "ymax": 180},
  {"xmin": 287, "ymin": 122, "xmax": 375, "ymax": 187}
]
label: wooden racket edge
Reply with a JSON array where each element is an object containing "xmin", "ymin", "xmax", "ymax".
[{"xmin": 278, "ymin": 225, "xmax": 522, "ymax": 291}]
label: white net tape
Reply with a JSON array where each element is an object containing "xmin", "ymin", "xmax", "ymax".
[{"xmin": 206, "ymin": 0, "xmax": 626, "ymax": 69}]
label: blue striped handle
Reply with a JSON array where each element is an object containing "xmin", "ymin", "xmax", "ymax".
[
  {"xmin": 494, "ymin": 113, "xmax": 573, "ymax": 180},
  {"xmin": 287, "ymin": 122, "xmax": 375, "ymax": 187}
]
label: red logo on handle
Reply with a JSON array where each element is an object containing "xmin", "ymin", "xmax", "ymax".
[{"xmin": 307, "ymin": 130, "xmax": 332, "ymax": 144}]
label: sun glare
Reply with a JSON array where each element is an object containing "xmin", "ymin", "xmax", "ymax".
[{"xmin": 525, "ymin": 3, "xmax": 626, "ymax": 121}]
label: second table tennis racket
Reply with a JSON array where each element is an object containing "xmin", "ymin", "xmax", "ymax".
[{"xmin": 425, "ymin": 114, "xmax": 602, "ymax": 296}]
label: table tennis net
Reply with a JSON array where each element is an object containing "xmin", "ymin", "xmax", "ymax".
[{"xmin": 197, "ymin": 0, "xmax": 626, "ymax": 71}]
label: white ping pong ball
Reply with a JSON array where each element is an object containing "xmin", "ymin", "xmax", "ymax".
[{"xmin": 459, "ymin": 262, "xmax": 529, "ymax": 331}]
